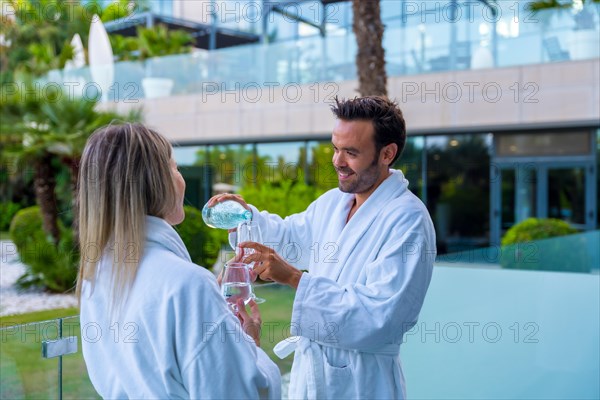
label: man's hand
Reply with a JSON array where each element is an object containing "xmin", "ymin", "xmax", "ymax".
[
  {"xmin": 239, "ymin": 241, "xmax": 303, "ymax": 289},
  {"xmin": 237, "ymin": 299, "xmax": 262, "ymax": 347},
  {"xmin": 206, "ymin": 193, "xmax": 250, "ymax": 210},
  {"xmin": 207, "ymin": 193, "xmax": 252, "ymax": 233}
]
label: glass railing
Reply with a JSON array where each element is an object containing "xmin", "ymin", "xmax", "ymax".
[
  {"xmin": 0, "ymin": 316, "xmax": 99, "ymax": 399},
  {"xmin": 436, "ymin": 230, "xmax": 600, "ymax": 274},
  {"xmin": 41, "ymin": 4, "xmax": 600, "ymax": 101},
  {"xmin": 1, "ymin": 230, "xmax": 598, "ymax": 399}
]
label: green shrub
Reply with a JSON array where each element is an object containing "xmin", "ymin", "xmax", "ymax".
[
  {"xmin": 0, "ymin": 201, "xmax": 21, "ymax": 231},
  {"xmin": 175, "ymin": 205, "xmax": 222, "ymax": 269},
  {"xmin": 9, "ymin": 206, "xmax": 78, "ymax": 292},
  {"xmin": 501, "ymin": 218, "xmax": 578, "ymax": 246},
  {"xmin": 500, "ymin": 218, "xmax": 585, "ymax": 272}
]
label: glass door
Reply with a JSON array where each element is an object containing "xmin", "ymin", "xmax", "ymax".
[
  {"xmin": 547, "ymin": 167, "xmax": 586, "ymax": 226},
  {"xmin": 491, "ymin": 161, "xmax": 595, "ymax": 245},
  {"xmin": 495, "ymin": 164, "xmax": 538, "ymax": 241}
]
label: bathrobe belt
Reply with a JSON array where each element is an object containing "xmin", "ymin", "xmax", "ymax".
[{"xmin": 274, "ymin": 336, "xmax": 400, "ymax": 399}]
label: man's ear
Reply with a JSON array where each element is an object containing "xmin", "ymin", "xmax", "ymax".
[{"xmin": 381, "ymin": 143, "xmax": 398, "ymax": 166}]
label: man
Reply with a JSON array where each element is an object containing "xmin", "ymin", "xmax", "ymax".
[{"xmin": 212, "ymin": 96, "xmax": 436, "ymax": 399}]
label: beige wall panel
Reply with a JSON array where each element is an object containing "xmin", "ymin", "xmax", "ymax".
[
  {"xmin": 147, "ymin": 115, "xmax": 197, "ymax": 143},
  {"xmin": 312, "ymin": 103, "xmax": 336, "ymax": 134},
  {"xmin": 239, "ymin": 109, "xmax": 265, "ymax": 137},
  {"xmin": 256, "ymin": 82, "xmax": 287, "ymax": 105},
  {"xmin": 196, "ymin": 110, "xmax": 242, "ymax": 139},
  {"xmin": 523, "ymin": 60, "xmax": 597, "ymax": 88},
  {"xmin": 261, "ymin": 108, "xmax": 288, "ymax": 136},
  {"xmin": 149, "ymin": 94, "xmax": 198, "ymax": 116},
  {"xmin": 331, "ymin": 80, "xmax": 360, "ymax": 99},
  {"xmin": 521, "ymin": 86, "xmax": 599, "ymax": 123},
  {"xmin": 108, "ymin": 59, "xmax": 599, "ymax": 143},
  {"xmin": 287, "ymin": 105, "xmax": 313, "ymax": 135}
]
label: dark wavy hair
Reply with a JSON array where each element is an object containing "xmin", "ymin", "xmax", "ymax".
[{"xmin": 331, "ymin": 96, "xmax": 406, "ymax": 165}]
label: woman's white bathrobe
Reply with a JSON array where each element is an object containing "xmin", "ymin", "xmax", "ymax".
[
  {"xmin": 80, "ymin": 216, "xmax": 281, "ymax": 399},
  {"xmin": 251, "ymin": 169, "xmax": 436, "ymax": 399}
]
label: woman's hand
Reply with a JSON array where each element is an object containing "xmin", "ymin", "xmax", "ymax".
[{"xmin": 237, "ymin": 299, "xmax": 262, "ymax": 347}]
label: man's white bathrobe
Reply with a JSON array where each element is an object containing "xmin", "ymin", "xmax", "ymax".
[
  {"xmin": 80, "ymin": 216, "xmax": 280, "ymax": 399},
  {"xmin": 251, "ymin": 169, "xmax": 436, "ymax": 399}
]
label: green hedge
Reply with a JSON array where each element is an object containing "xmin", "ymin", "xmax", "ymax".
[
  {"xmin": 500, "ymin": 218, "xmax": 585, "ymax": 272},
  {"xmin": 240, "ymin": 179, "xmax": 325, "ymax": 218},
  {"xmin": 9, "ymin": 206, "xmax": 78, "ymax": 292},
  {"xmin": 175, "ymin": 205, "xmax": 222, "ymax": 269},
  {"xmin": 501, "ymin": 218, "xmax": 578, "ymax": 246},
  {"xmin": 0, "ymin": 201, "xmax": 21, "ymax": 231}
]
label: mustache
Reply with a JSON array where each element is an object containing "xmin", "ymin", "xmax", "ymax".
[{"xmin": 335, "ymin": 168, "xmax": 355, "ymax": 174}]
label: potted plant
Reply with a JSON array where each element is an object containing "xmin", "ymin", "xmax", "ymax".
[
  {"xmin": 527, "ymin": 0, "xmax": 600, "ymax": 60},
  {"xmin": 111, "ymin": 24, "xmax": 194, "ymax": 98}
]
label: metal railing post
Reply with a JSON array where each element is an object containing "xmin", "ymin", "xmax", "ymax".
[{"xmin": 42, "ymin": 317, "xmax": 77, "ymax": 400}]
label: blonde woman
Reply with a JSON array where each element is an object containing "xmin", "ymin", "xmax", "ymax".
[{"xmin": 77, "ymin": 123, "xmax": 280, "ymax": 399}]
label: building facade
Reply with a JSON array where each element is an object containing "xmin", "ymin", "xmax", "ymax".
[{"xmin": 89, "ymin": 0, "xmax": 600, "ymax": 253}]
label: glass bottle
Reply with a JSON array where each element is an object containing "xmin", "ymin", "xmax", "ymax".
[{"xmin": 202, "ymin": 200, "xmax": 252, "ymax": 229}]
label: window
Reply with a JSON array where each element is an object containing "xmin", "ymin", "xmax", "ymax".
[
  {"xmin": 255, "ymin": 141, "xmax": 306, "ymax": 184},
  {"xmin": 307, "ymin": 140, "xmax": 337, "ymax": 191},
  {"xmin": 394, "ymin": 136, "xmax": 424, "ymax": 199},
  {"xmin": 495, "ymin": 131, "xmax": 591, "ymax": 157},
  {"xmin": 194, "ymin": 144, "xmax": 254, "ymax": 190},
  {"xmin": 426, "ymin": 134, "xmax": 491, "ymax": 253}
]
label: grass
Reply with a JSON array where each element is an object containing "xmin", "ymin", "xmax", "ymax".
[
  {"xmin": 0, "ymin": 308, "xmax": 79, "ymax": 327},
  {"xmin": 1, "ymin": 315, "xmax": 99, "ymax": 399},
  {"xmin": 0, "ymin": 285, "xmax": 295, "ymax": 398},
  {"xmin": 254, "ymin": 284, "xmax": 295, "ymax": 373}
]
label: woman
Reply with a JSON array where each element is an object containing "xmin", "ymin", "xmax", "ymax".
[{"xmin": 77, "ymin": 123, "xmax": 280, "ymax": 399}]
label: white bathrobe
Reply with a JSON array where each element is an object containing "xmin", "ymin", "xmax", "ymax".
[
  {"xmin": 80, "ymin": 216, "xmax": 281, "ymax": 399},
  {"xmin": 251, "ymin": 169, "xmax": 436, "ymax": 399}
]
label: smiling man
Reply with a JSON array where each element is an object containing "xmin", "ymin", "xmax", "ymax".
[{"xmin": 212, "ymin": 96, "xmax": 436, "ymax": 399}]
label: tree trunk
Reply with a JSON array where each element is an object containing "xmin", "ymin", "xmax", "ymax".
[
  {"xmin": 64, "ymin": 155, "xmax": 80, "ymax": 247},
  {"xmin": 33, "ymin": 152, "xmax": 60, "ymax": 245},
  {"xmin": 352, "ymin": 0, "xmax": 387, "ymax": 97}
]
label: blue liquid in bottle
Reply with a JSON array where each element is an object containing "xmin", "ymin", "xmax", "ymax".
[{"xmin": 202, "ymin": 200, "xmax": 253, "ymax": 229}]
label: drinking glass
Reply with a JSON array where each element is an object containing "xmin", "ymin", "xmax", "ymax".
[
  {"xmin": 220, "ymin": 262, "xmax": 253, "ymax": 313},
  {"xmin": 236, "ymin": 221, "xmax": 266, "ymax": 304}
]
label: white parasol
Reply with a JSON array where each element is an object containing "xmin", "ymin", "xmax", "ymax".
[
  {"xmin": 65, "ymin": 33, "xmax": 86, "ymax": 69},
  {"xmin": 64, "ymin": 33, "xmax": 86, "ymax": 97},
  {"xmin": 88, "ymin": 14, "xmax": 114, "ymax": 101}
]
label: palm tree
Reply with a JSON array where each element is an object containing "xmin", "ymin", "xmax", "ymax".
[
  {"xmin": 1, "ymin": 82, "xmax": 140, "ymax": 244},
  {"xmin": 1, "ymin": 0, "xmax": 141, "ymax": 83},
  {"xmin": 352, "ymin": 0, "xmax": 387, "ymax": 96}
]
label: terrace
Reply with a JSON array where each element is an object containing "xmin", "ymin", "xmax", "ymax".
[{"xmin": 2, "ymin": 232, "xmax": 598, "ymax": 398}]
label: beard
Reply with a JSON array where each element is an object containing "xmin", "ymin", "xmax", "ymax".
[{"xmin": 336, "ymin": 157, "xmax": 381, "ymax": 194}]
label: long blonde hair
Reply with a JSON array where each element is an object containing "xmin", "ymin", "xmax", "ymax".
[{"xmin": 76, "ymin": 123, "xmax": 178, "ymax": 312}]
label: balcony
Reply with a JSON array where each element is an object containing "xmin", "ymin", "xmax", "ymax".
[{"xmin": 41, "ymin": 5, "xmax": 600, "ymax": 102}]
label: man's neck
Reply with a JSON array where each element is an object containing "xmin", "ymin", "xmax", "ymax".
[{"xmin": 347, "ymin": 169, "xmax": 392, "ymax": 222}]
